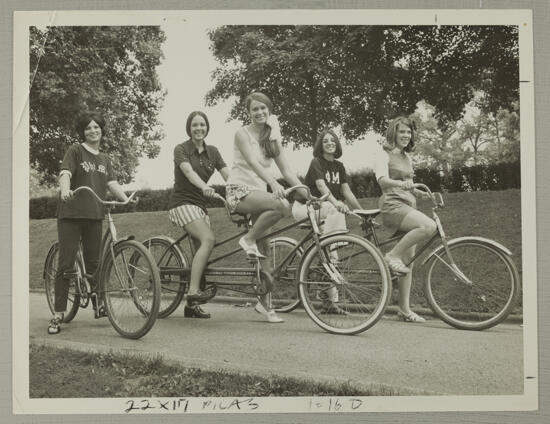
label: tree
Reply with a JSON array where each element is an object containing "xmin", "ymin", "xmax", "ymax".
[
  {"xmin": 30, "ymin": 26, "xmax": 166, "ymax": 184},
  {"xmin": 206, "ymin": 25, "xmax": 518, "ymax": 149}
]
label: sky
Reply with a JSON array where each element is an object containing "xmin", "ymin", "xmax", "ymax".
[{"xmin": 130, "ymin": 20, "xmax": 382, "ymax": 190}]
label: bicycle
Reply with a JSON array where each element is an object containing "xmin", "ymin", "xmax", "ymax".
[
  {"xmin": 273, "ymin": 183, "xmax": 521, "ymax": 331},
  {"xmin": 144, "ymin": 185, "xmax": 392, "ymax": 335},
  {"xmin": 43, "ymin": 186, "xmax": 161, "ymax": 339}
]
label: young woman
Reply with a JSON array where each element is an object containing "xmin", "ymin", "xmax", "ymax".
[
  {"xmin": 292, "ymin": 128, "xmax": 362, "ymax": 314},
  {"xmin": 375, "ymin": 116, "xmax": 436, "ymax": 323},
  {"xmin": 167, "ymin": 111, "xmax": 230, "ymax": 319},
  {"xmin": 50, "ymin": 111, "xmax": 130, "ymax": 335},
  {"xmin": 225, "ymin": 92, "xmax": 307, "ymax": 323}
]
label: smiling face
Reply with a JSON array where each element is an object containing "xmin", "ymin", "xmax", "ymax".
[
  {"xmin": 190, "ymin": 115, "xmax": 208, "ymax": 142},
  {"xmin": 395, "ymin": 123, "xmax": 412, "ymax": 151},
  {"xmin": 248, "ymin": 99, "xmax": 270, "ymax": 125},
  {"xmin": 322, "ymin": 133, "xmax": 337, "ymax": 156},
  {"xmin": 83, "ymin": 120, "xmax": 102, "ymax": 144}
]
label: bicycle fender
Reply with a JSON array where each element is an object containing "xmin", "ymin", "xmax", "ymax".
[
  {"xmin": 421, "ymin": 236, "xmax": 513, "ymax": 266},
  {"xmin": 142, "ymin": 235, "xmax": 187, "ymax": 264},
  {"xmin": 112, "ymin": 235, "xmax": 135, "ymax": 247},
  {"xmin": 270, "ymin": 236, "xmax": 300, "ymax": 245},
  {"xmin": 320, "ymin": 229, "xmax": 350, "ymax": 239}
]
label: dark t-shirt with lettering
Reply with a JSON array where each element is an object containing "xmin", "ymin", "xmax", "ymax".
[
  {"xmin": 304, "ymin": 157, "xmax": 348, "ymax": 200},
  {"xmin": 56, "ymin": 143, "xmax": 116, "ymax": 220},
  {"xmin": 168, "ymin": 140, "xmax": 227, "ymax": 212}
]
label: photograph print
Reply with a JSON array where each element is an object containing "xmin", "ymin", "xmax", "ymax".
[{"xmin": 13, "ymin": 9, "xmax": 537, "ymax": 414}]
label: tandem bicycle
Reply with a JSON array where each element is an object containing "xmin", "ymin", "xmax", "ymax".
[
  {"xmin": 43, "ymin": 186, "xmax": 161, "ymax": 339},
  {"xmin": 144, "ymin": 185, "xmax": 392, "ymax": 335}
]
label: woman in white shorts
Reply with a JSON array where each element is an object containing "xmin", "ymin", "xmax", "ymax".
[{"xmin": 225, "ymin": 92, "xmax": 307, "ymax": 323}]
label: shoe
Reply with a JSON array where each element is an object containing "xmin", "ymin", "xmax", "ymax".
[
  {"xmin": 94, "ymin": 304, "xmax": 107, "ymax": 319},
  {"xmin": 184, "ymin": 304, "xmax": 211, "ymax": 319},
  {"xmin": 384, "ymin": 254, "xmax": 411, "ymax": 274},
  {"xmin": 186, "ymin": 290, "xmax": 213, "ymax": 305},
  {"xmin": 397, "ymin": 309, "xmax": 426, "ymax": 323},
  {"xmin": 254, "ymin": 302, "xmax": 284, "ymax": 323},
  {"xmin": 47, "ymin": 316, "xmax": 62, "ymax": 335},
  {"xmin": 320, "ymin": 300, "xmax": 348, "ymax": 315},
  {"xmin": 239, "ymin": 237, "xmax": 266, "ymax": 258}
]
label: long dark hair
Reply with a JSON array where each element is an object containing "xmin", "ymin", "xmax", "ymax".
[
  {"xmin": 245, "ymin": 92, "xmax": 280, "ymax": 159},
  {"xmin": 384, "ymin": 116, "xmax": 416, "ymax": 152},
  {"xmin": 313, "ymin": 129, "xmax": 343, "ymax": 159}
]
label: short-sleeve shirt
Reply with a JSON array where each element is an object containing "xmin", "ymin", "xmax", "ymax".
[
  {"xmin": 304, "ymin": 157, "xmax": 348, "ymax": 201},
  {"xmin": 57, "ymin": 143, "xmax": 117, "ymax": 220},
  {"xmin": 374, "ymin": 150, "xmax": 414, "ymax": 186},
  {"xmin": 168, "ymin": 139, "xmax": 227, "ymax": 212}
]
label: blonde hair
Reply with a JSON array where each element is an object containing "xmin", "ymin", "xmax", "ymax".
[{"xmin": 384, "ymin": 116, "xmax": 416, "ymax": 152}]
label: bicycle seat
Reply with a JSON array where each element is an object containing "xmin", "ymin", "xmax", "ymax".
[
  {"xmin": 298, "ymin": 219, "xmax": 326, "ymax": 229},
  {"xmin": 352, "ymin": 209, "xmax": 381, "ymax": 218},
  {"xmin": 229, "ymin": 211, "xmax": 251, "ymax": 226}
]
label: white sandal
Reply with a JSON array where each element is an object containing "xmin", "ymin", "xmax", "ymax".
[
  {"xmin": 254, "ymin": 302, "xmax": 284, "ymax": 323},
  {"xmin": 384, "ymin": 254, "xmax": 411, "ymax": 274},
  {"xmin": 239, "ymin": 237, "xmax": 266, "ymax": 258},
  {"xmin": 397, "ymin": 309, "xmax": 426, "ymax": 323}
]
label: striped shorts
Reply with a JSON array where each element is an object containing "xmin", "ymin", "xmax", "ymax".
[{"xmin": 168, "ymin": 204, "xmax": 211, "ymax": 228}]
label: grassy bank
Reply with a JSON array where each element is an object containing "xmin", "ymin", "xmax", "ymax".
[
  {"xmin": 30, "ymin": 344, "xmax": 398, "ymax": 398},
  {"xmin": 29, "ymin": 190, "xmax": 522, "ymax": 307}
]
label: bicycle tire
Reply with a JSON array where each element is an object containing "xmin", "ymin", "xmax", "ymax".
[
  {"xmin": 100, "ymin": 239, "xmax": 161, "ymax": 339},
  {"xmin": 143, "ymin": 237, "xmax": 188, "ymax": 318},
  {"xmin": 43, "ymin": 242, "xmax": 80, "ymax": 323},
  {"xmin": 269, "ymin": 237, "xmax": 303, "ymax": 313},
  {"xmin": 297, "ymin": 234, "xmax": 391, "ymax": 335},
  {"xmin": 424, "ymin": 237, "xmax": 521, "ymax": 330}
]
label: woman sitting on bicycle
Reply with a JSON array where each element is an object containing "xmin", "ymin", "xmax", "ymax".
[
  {"xmin": 49, "ymin": 111, "xmax": 130, "ymax": 335},
  {"xmin": 375, "ymin": 116, "xmax": 436, "ymax": 323},
  {"xmin": 225, "ymin": 92, "xmax": 307, "ymax": 323},
  {"xmin": 292, "ymin": 128, "xmax": 362, "ymax": 315},
  {"xmin": 167, "ymin": 111, "xmax": 230, "ymax": 319}
]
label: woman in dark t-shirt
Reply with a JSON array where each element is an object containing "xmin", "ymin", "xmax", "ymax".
[
  {"xmin": 292, "ymin": 129, "xmax": 362, "ymax": 314},
  {"xmin": 167, "ymin": 111, "xmax": 230, "ymax": 318},
  {"xmin": 49, "ymin": 112, "xmax": 130, "ymax": 335}
]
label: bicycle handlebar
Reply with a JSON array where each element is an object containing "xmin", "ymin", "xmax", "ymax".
[
  {"xmin": 413, "ymin": 183, "xmax": 444, "ymax": 207},
  {"xmin": 71, "ymin": 186, "xmax": 137, "ymax": 206}
]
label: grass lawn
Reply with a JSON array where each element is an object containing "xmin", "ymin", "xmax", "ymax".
[
  {"xmin": 29, "ymin": 189, "xmax": 522, "ymax": 308},
  {"xmin": 29, "ymin": 344, "xmax": 398, "ymax": 397}
]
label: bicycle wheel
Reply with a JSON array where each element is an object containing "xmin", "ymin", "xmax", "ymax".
[
  {"xmin": 424, "ymin": 238, "xmax": 520, "ymax": 330},
  {"xmin": 269, "ymin": 237, "xmax": 302, "ymax": 313},
  {"xmin": 43, "ymin": 242, "xmax": 80, "ymax": 323},
  {"xmin": 144, "ymin": 237, "xmax": 188, "ymax": 318},
  {"xmin": 298, "ymin": 234, "xmax": 391, "ymax": 335},
  {"xmin": 100, "ymin": 240, "xmax": 161, "ymax": 339}
]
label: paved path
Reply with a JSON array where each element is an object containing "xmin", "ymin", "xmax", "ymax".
[{"xmin": 29, "ymin": 293, "xmax": 524, "ymax": 395}]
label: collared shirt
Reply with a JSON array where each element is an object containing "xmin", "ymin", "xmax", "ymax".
[{"xmin": 168, "ymin": 139, "xmax": 227, "ymax": 212}]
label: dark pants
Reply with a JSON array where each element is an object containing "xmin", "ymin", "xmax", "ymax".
[{"xmin": 54, "ymin": 218, "xmax": 103, "ymax": 312}]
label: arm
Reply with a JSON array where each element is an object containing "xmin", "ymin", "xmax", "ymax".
[
  {"xmin": 58, "ymin": 173, "xmax": 73, "ymax": 202},
  {"xmin": 375, "ymin": 150, "xmax": 414, "ymax": 192},
  {"xmin": 107, "ymin": 181, "xmax": 130, "ymax": 202},
  {"xmin": 273, "ymin": 142, "xmax": 308, "ymax": 200},
  {"xmin": 180, "ymin": 162, "xmax": 216, "ymax": 197},
  {"xmin": 314, "ymin": 178, "xmax": 349, "ymax": 213},
  {"xmin": 219, "ymin": 166, "xmax": 231, "ymax": 182},
  {"xmin": 341, "ymin": 183, "xmax": 362, "ymax": 210}
]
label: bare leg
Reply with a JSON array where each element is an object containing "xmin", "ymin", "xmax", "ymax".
[
  {"xmin": 183, "ymin": 218, "xmax": 215, "ymax": 295},
  {"xmin": 388, "ymin": 209, "xmax": 436, "ymax": 259},
  {"xmin": 397, "ymin": 247, "xmax": 415, "ymax": 314}
]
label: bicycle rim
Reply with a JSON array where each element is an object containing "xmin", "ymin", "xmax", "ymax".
[
  {"xmin": 298, "ymin": 234, "xmax": 391, "ymax": 335},
  {"xmin": 270, "ymin": 238, "xmax": 302, "ymax": 313},
  {"xmin": 43, "ymin": 242, "xmax": 80, "ymax": 323},
  {"xmin": 425, "ymin": 239, "xmax": 520, "ymax": 330},
  {"xmin": 144, "ymin": 237, "xmax": 187, "ymax": 318},
  {"xmin": 101, "ymin": 240, "xmax": 160, "ymax": 339}
]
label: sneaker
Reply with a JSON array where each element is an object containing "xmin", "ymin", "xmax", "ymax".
[
  {"xmin": 320, "ymin": 300, "xmax": 348, "ymax": 315},
  {"xmin": 47, "ymin": 316, "xmax": 62, "ymax": 335},
  {"xmin": 184, "ymin": 304, "xmax": 211, "ymax": 319},
  {"xmin": 254, "ymin": 302, "xmax": 284, "ymax": 323},
  {"xmin": 397, "ymin": 309, "xmax": 426, "ymax": 323}
]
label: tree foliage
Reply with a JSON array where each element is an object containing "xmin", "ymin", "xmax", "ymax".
[
  {"xmin": 206, "ymin": 25, "xmax": 518, "ymax": 150},
  {"xmin": 30, "ymin": 26, "xmax": 166, "ymax": 184}
]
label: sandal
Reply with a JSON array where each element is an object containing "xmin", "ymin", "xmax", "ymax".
[
  {"xmin": 397, "ymin": 309, "xmax": 426, "ymax": 323},
  {"xmin": 94, "ymin": 304, "xmax": 107, "ymax": 319},
  {"xmin": 239, "ymin": 237, "xmax": 266, "ymax": 258},
  {"xmin": 47, "ymin": 316, "xmax": 62, "ymax": 335},
  {"xmin": 384, "ymin": 254, "xmax": 411, "ymax": 274},
  {"xmin": 254, "ymin": 302, "xmax": 284, "ymax": 323}
]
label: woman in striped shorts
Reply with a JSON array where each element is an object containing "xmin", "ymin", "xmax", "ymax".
[{"xmin": 167, "ymin": 111, "xmax": 230, "ymax": 318}]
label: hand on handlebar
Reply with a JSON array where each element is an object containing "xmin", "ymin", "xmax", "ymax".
[
  {"xmin": 60, "ymin": 188, "xmax": 74, "ymax": 202},
  {"xmin": 269, "ymin": 180, "xmax": 286, "ymax": 200},
  {"xmin": 333, "ymin": 200, "xmax": 350, "ymax": 214},
  {"xmin": 202, "ymin": 186, "xmax": 217, "ymax": 198},
  {"xmin": 414, "ymin": 188, "xmax": 433, "ymax": 200},
  {"xmin": 400, "ymin": 180, "xmax": 415, "ymax": 191}
]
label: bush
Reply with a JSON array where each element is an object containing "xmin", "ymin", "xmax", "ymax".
[{"xmin": 29, "ymin": 161, "xmax": 521, "ymax": 219}]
